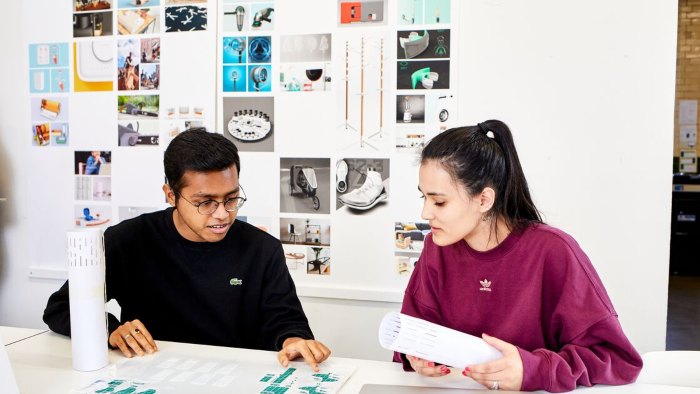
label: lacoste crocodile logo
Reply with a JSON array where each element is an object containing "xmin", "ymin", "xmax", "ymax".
[{"xmin": 230, "ymin": 278, "xmax": 243, "ymax": 286}]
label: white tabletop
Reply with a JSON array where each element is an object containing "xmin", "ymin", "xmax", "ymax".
[
  {"xmin": 0, "ymin": 326, "xmax": 46, "ymax": 345},
  {"xmin": 3, "ymin": 330, "xmax": 699, "ymax": 393}
]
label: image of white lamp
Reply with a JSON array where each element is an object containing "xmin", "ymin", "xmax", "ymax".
[
  {"xmin": 231, "ymin": 70, "xmax": 239, "ymax": 91},
  {"xmin": 403, "ymin": 96, "xmax": 412, "ymax": 122}
]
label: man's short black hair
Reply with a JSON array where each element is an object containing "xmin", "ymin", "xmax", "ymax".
[{"xmin": 164, "ymin": 128, "xmax": 240, "ymax": 196}]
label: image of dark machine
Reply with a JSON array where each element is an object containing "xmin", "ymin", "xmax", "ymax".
[{"xmin": 290, "ymin": 165, "xmax": 320, "ymax": 210}]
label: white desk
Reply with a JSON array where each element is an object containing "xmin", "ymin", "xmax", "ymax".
[
  {"xmin": 0, "ymin": 326, "xmax": 46, "ymax": 345},
  {"xmin": 4, "ymin": 330, "xmax": 699, "ymax": 393}
]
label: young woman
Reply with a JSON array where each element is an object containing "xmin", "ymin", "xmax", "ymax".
[{"xmin": 394, "ymin": 120, "xmax": 642, "ymax": 392}]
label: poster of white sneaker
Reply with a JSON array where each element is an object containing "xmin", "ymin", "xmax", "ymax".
[{"xmin": 335, "ymin": 158, "xmax": 389, "ymax": 213}]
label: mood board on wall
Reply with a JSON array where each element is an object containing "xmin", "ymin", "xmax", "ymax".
[{"xmin": 26, "ymin": 0, "xmax": 459, "ymax": 301}]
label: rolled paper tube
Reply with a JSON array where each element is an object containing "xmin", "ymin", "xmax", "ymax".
[
  {"xmin": 67, "ymin": 228, "xmax": 109, "ymax": 371},
  {"xmin": 41, "ymin": 99, "xmax": 61, "ymax": 114}
]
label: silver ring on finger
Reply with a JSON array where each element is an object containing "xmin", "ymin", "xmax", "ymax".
[{"xmin": 490, "ymin": 380, "xmax": 500, "ymax": 390}]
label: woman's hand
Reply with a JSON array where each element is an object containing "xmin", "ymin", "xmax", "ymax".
[
  {"xmin": 463, "ymin": 334, "xmax": 523, "ymax": 391},
  {"xmin": 406, "ymin": 355, "xmax": 451, "ymax": 377},
  {"xmin": 108, "ymin": 319, "xmax": 157, "ymax": 358}
]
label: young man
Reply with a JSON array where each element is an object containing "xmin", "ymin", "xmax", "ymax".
[{"xmin": 43, "ymin": 128, "xmax": 330, "ymax": 370}]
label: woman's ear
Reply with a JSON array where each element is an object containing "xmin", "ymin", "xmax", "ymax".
[
  {"xmin": 479, "ymin": 187, "xmax": 496, "ymax": 213},
  {"xmin": 163, "ymin": 184, "xmax": 176, "ymax": 206}
]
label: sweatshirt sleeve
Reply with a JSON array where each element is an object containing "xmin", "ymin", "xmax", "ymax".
[
  {"xmin": 259, "ymin": 242, "xmax": 314, "ymax": 350},
  {"xmin": 518, "ymin": 315, "xmax": 643, "ymax": 392}
]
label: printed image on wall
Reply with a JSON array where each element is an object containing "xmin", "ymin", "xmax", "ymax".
[
  {"xmin": 165, "ymin": 6, "xmax": 208, "ymax": 32},
  {"xmin": 280, "ymin": 217, "xmax": 331, "ymax": 246},
  {"xmin": 222, "ymin": 96, "xmax": 274, "ymax": 152},
  {"xmin": 248, "ymin": 36, "xmax": 272, "ymax": 92},
  {"xmin": 30, "ymin": 97, "xmax": 69, "ymax": 146},
  {"xmin": 73, "ymin": 11, "xmax": 114, "ymax": 37},
  {"xmin": 338, "ymin": 0, "xmax": 386, "ymax": 26},
  {"xmin": 75, "ymin": 0, "xmax": 112, "ymax": 11},
  {"xmin": 116, "ymin": 0, "xmax": 161, "ymax": 8},
  {"xmin": 28, "ymin": 43, "xmax": 70, "ymax": 93},
  {"xmin": 280, "ymin": 33, "xmax": 332, "ymax": 92},
  {"xmin": 394, "ymin": 221, "xmax": 430, "ymax": 275},
  {"xmin": 280, "ymin": 158, "xmax": 331, "ymax": 214},
  {"xmin": 396, "ymin": 95, "xmax": 424, "ymax": 123},
  {"xmin": 397, "ymin": 0, "xmax": 450, "ymax": 25},
  {"xmin": 397, "ymin": 59, "xmax": 449, "ymax": 90},
  {"xmin": 74, "ymin": 205, "xmax": 112, "ymax": 228},
  {"xmin": 118, "ymin": 119, "xmax": 160, "ymax": 146},
  {"xmin": 335, "ymin": 158, "xmax": 389, "ymax": 213},
  {"xmin": 223, "ymin": 2, "xmax": 275, "ymax": 32},
  {"xmin": 117, "ymin": 8, "xmax": 160, "ymax": 35},
  {"xmin": 164, "ymin": 103, "xmax": 205, "ymax": 141},
  {"xmin": 118, "ymin": 94, "xmax": 159, "ymax": 119},
  {"xmin": 74, "ymin": 40, "xmax": 114, "ymax": 91},
  {"xmin": 397, "ymin": 29, "xmax": 450, "ymax": 60},
  {"xmin": 306, "ymin": 246, "xmax": 330, "ymax": 275},
  {"xmin": 117, "ymin": 38, "xmax": 141, "ymax": 90},
  {"xmin": 74, "ymin": 151, "xmax": 112, "ymax": 176},
  {"xmin": 395, "ymin": 127, "xmax": 424, "ymax": 152}
]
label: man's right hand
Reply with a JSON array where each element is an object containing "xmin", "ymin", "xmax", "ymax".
[{"xmin": 108, "ymin": 319, "xmax": 158, "ymax": 358}]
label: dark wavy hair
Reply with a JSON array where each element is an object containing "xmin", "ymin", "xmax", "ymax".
[
  {"xmin": 421, "ymin": 120, "xmax": 543, "ymax": 233},
  {"xmin": 164, "ymin": 128, "xmax": 240, "ymax": 197}
]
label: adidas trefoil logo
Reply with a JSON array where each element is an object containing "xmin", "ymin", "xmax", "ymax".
[
  {"xmin": 479, "ymin": 279, "xmax": 492, "ymax": 292},
  {"xmin": 229, "ymin": 278, "xmax": 243, "ymax": 286}
]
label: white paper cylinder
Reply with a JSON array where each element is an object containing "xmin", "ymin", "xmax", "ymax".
[{"xmin": 67, "ymin": 228, "xmax": 109, "ymax": 372}]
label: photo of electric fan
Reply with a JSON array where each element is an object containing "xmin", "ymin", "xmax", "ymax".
[
  {"xmin": 250, "ymin": 65, "xmax": 269, "ymax": 91},
  {"xmin": 248, "ymin": 36, "xmax": 271, "ymax": 63}
]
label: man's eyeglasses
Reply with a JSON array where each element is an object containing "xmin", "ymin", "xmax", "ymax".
[{"xmin": 177, "ymin": 186, "xmax": 247, "ymax": 215}]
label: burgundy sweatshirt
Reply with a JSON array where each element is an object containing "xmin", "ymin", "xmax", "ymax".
[{"xmin": 393, "ymin": 223, "xmax": 642, "ymax": 392}]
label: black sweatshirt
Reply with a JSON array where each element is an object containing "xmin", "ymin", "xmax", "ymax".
[{"xmin": 43, "ymin": 208, "xmax": 313, "ymax": 351}]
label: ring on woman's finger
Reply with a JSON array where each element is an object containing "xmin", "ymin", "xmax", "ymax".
[
  {"xmin": 124, "ymin": 334, "xmax": 133, "ymax": 340},
  {"xmin": 134, "ymin": 328, "xmax": 141, "ymax": 335},
  {"xmin": 490, "ymin": 380, "xmax": 500, "ymax": 390}
]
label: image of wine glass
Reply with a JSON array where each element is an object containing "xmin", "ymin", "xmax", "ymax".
[{"xmin": 305, "ymin": 68, "xmax": 323, "ymax": 91}]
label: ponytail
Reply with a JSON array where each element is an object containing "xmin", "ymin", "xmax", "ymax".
[{"xmin": 421, "ymin": 120, "xmax": 542, "ymax": 232}]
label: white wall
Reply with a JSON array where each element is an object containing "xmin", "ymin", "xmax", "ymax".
[{"xmin": 0, "ymin": 0, "xmax": 677, "ymax": 362}]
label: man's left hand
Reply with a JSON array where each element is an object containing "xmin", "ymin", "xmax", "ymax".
[{"xmin": 277, "ymin": 337, "xmax": 331, "ymax": 372}]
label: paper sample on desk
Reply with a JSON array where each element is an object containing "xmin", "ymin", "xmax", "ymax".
[
  {"xmin": 378, "ymin": 312, "xmax": 502, "ymax": 369},
  {"xmin": 255, "ymin": 361, "xmax": 355, "ymax": 394},
  {"xmin": 74, "ymin": 378, "xmax": 159, "ymax": 394},
  {"xmin": 80, "ymin": 352, "xmax": 355, "ymax": 394}
]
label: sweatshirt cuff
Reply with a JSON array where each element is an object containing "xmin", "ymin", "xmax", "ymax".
[
  {"xmin": 393, "ymin": 352, "xmax": 414, "ymax": 371},
  {"xmin": 276, "ymin": 330, "xmax": 314, "ymax": 351},
  {"xmin": 518, "ymin": 347, "xmax": 551, "ymax": 392}
]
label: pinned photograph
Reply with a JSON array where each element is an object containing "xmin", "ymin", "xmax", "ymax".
[
  {"xmin": 116, "ymin": 0, "xmax": 161, "ymax": 8},
  {"xmin": 75, "ymin": 0, "xmax": 112, "ymax": 11},
  {"xmin": 165, "ymin": 6, "xmax": 208, "ymax": 32},
  {"xmin": 223, "ymin": 65, "xmax": 247, "ymax": 92},
  {"xmin": 74, "ymin": 205, "xmax": 112, "ymax": 228},
  {"xmin": 397, "ymin": 60, "xmax": 449, "ymax": 90},
  {"xmin": 247, "ymin": 65, "xmax": 271, "ymax": 92},
  {"xmin": 118, "ymin": 95, "xmax": 159, "ymax": 119},
  {"xmin": 32, "ymin": 123, "xmax": 51, "ymax": 147},
  {"xmin": 394, "ymin": 221, "xmax": 430, "ymax": 276},
  {"xmin": 223, "ymin": 37, "xmax": 247, "ymax": 64},
  {"xmin": 118, "ymin": 38, "xmax": 140, "ymax": 90},
  {"xmin": 280, "ymin": 217, "xmax": 331, "ymax": 246},
  {"xmin": 139, "ymin": 63, "xmax": 160, "ymax": 90},
  {"xmin": 31, "ymin": 97, "xmax": 69, "ymax": 122},
  {"xmin": 335, "ymin": 158, "xmax": 389, "ymax": 213},
  {"xmin": 74, "ymin": 40, "xmax": 114, "ymax": 91},
  {"xmin": 280, "ymin": 34, "xmax": 331, "ymax": 63},
  {"xmin": 398, "ymin": 0, "xmax": 450, "ymax": 25},
  {"xmin": 73, "ymin": 11, "xmax": 113, "ymax": 37},
  {"xmin": 306, "ymin": 246, "xmax": 331, "ymax": 275},
  {"xmin": 339, "ymin": 0, "xmax": 386, "ymax": 26},
  {"xmin": 117, "ymin": 8, "xmax": 160, "ymax": 35},
  {"xmin": 397, "ymin": 29, "xmax": 450, "ymax": 59},
  {"xmin": 92, "ymin": 176, "xmax": 112, "ymax": 201},
  {"xmin": 118, "ymin": 206, "xmax": 158, "ymax": 222},
  {"xmin": 75, "ymin": 151, "xmax": 112, "ymax": 175},
  {"xmin": 396, "ymin": 95, "xmax": 425, "ymax": 123},
  {"xmin": 222, "ymin": 97, "xmax": 274, "ymax": 151},
  {"xmin": 248, "ymin": 36, "xmax": 271, "ymax": 63},
  {"xmin": 140, "ymin": 38, "xmax": 160, "ymax": 63},
  {"xmin": 223, "ymin": 4, "xmax": 248, "ymax": 32},
  {"xmin": 118, "ymin": 120, "xmax": 160, "ymax": 146},
  {"xmin": 250, "ymin": 3, "xmax": 275, "ymax": 30},
  {"xmin": 280, "ymin": 158, "xmax": 331, "ymax": 214}
]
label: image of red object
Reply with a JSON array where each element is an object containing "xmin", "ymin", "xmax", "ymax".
[{"xmin": 340, "ymin": 2, "xmax": 362, "ymax": 24}]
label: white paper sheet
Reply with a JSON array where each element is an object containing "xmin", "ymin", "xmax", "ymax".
[
  {"xmin": 0, "ymin": 334, "xmax": 20, "ymax": 394},
  {"xmin": 378, "ymin": 312, "xmax": 502, "ymax": 369},
  {"xmin": 79, "ymin": 352, "xmax": 355, "ymax": 394}
]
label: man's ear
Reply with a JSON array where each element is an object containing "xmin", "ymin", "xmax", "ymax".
[
  {"xmin": 478, "ymin": 187, "xmax": 496, "ymax": 213},
  {"xmin": 163, "ymin": 184, "xmax": 176, "ymax": 206}
]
